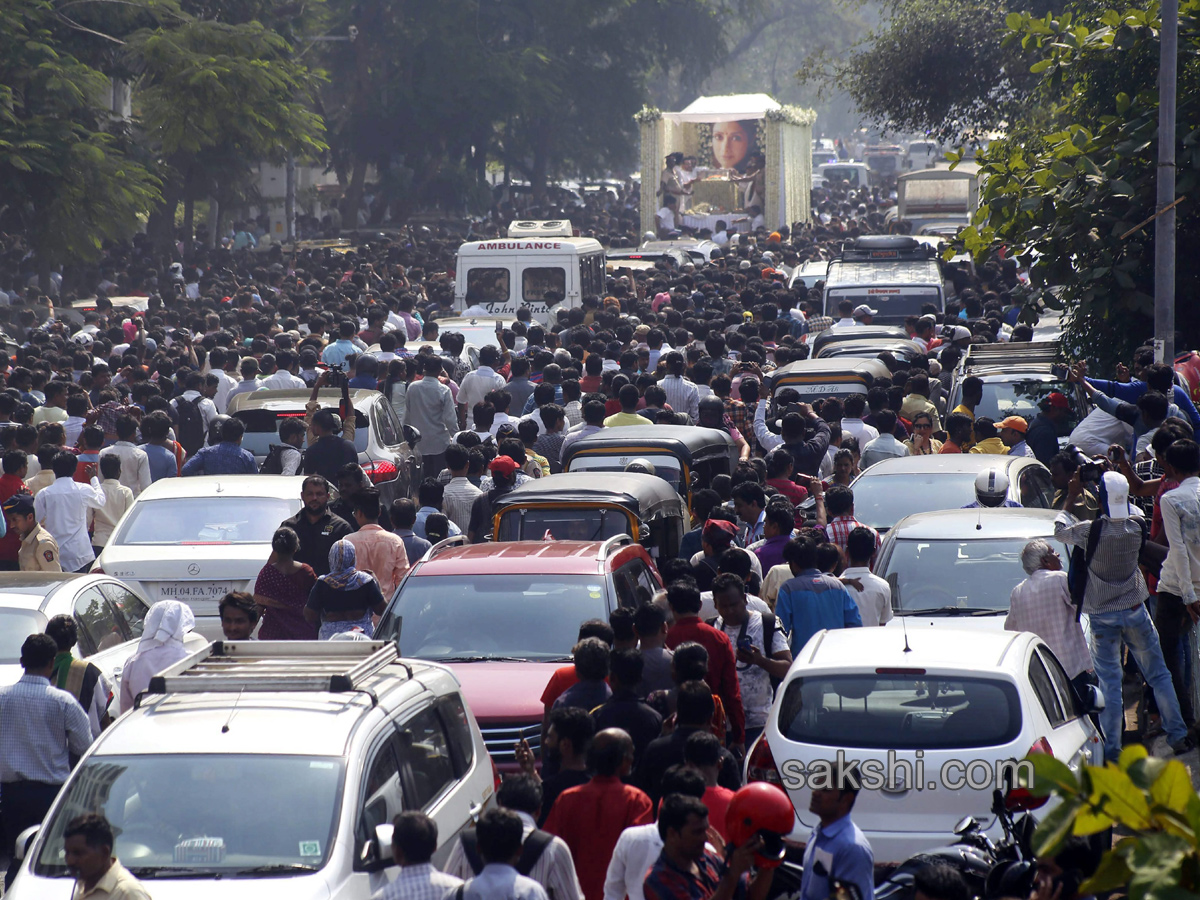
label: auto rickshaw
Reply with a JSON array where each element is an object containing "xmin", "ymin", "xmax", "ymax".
[
  {"xmin": 814, "ymin": 338, "xmax": 925, "ymax": 364},
  {"xmin": 491, "ymin": 472, "xmax": 687, "ymax": 558},
  {"xmin": 767, "ymin": 357, "xmax": 891, "ymax": 417},
  {"xmin": 560, "ymin": 425, "xmax": 737, "ymax": 512},
  {"xmin": 809, "ymin": 325, "xmax": 910, "ymax": 356}
]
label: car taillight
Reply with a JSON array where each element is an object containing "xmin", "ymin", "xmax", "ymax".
[
  {"xmin": 90, "ymin": 564, "xmax": 103, "ymax": 575},
  {"xmin": 1005, "ymin": 737, "xmax": 1052, "ymax": 812},
  {"xmin": 363, "ymin": 460, "xmax": 398, "ymax": 483},
  {"xmin": 746, "ymin": 734, "xmax": 784, "ymax": 788},
  {"xmin": 491, "ymin": 758, "xmax": 502, "ymax": 793}
]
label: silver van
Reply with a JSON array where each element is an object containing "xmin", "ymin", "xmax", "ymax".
[{"xmin": 9, "ymin": 641, "xmax": 495, "ymax": 900}]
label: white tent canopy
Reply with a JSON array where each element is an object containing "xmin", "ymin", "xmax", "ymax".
[{"xmin": 662, "ymin": 93, "xmax": 781, "ymax": 124}]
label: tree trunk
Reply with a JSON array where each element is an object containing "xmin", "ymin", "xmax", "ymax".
[
  {"xmin": 182, "ymin": 193, "xmax": 195, "ymax": 259},
  {"xmin": 341, "ymin": 158, "xmax": 367, "ymax": 229},
  {"xmin": 147, "ymin": 178, "xmax": 181, "ymax": 257}
]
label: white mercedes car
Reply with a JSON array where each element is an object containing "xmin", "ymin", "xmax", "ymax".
[{"xmin": 93, "ymin": 476, "xmax": 306, "ymax": 640}]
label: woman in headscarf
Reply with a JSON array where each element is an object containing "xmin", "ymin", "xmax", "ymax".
[
  {"xmin": 119, "ymin": 600, "xmax": 195, "ymax": 710},
  {"xmin": 304, "ymin": 539, "xmax": 386, "ymax": 640}
]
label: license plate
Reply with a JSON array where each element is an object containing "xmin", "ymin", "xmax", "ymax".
[{"xmin": 154, "ymin": 582, "xmax": 235, "ymax": 601}]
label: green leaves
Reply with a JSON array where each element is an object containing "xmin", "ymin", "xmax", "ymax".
[{"xmin": 1021, "ymin": 743, "xmax": 1200, "ymax": 899}]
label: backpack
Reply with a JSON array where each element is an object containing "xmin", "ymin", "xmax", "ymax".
[
  {"xmin": 708, "ymin": 611, "xmax": 783, "ymax": 690},
  {"xmin": 457, "ymin": 828, "xmax": 552, "ymax": 881},
  {"xmin": 174, "ymin": 396, "xmax": 206, "ymax": 455},
  {"xmin": 1067, "ymin": 517, "xmax": 1146, "ymax": 621},
  {"xmin": 260, "ymin": 443, "xmax": 287, "ymax": 475}
]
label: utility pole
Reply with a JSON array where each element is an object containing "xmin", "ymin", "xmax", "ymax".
[
  {"xmin": 285, "ymin": 153, "xmax": 296, "ymax": 242},
  {"xmin": 1154, "ymin": 0, "xmax": 1178, "ymax": 363}
]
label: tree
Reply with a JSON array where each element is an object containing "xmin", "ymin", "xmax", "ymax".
[
  {"xmin": 1025, "ymin": 746, "xmax": 1200, "ymax": 900},
  {"xmin": 129, "ymin": 7, "xmax": 327, "ymax": 250},
  {"xmin": 0, "ymin": 0, "xmax": 160, "ymax": 286},
  {"xmin": 958, "ymin": 2, "xmax": 1200, "ymax": 367},
  {"xmin": 816, "ymin": 0, "xmax": 1047, "ymax": 145}
]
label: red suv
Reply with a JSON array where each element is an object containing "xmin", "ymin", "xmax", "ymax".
[{"xmin": 373, "ymin": 536, "xmax": 661, "ymax": 768}]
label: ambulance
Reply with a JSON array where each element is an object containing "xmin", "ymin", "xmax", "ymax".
[{"xmin": 453, "ymin": 220, "xmax": 606, "ymax": 323}]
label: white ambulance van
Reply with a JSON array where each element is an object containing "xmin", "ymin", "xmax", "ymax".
[{"xmin": 454, "ymin": 220, "xmax": 606, "ymax": 323}]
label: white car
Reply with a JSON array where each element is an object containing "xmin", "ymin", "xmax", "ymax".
[
  {"xmin": 93, "ymin": 476, "xmax": 305, "ymax": 640},
  {"xmin": 0, "ymin": 573, "xmax": 206, "ymax": 713},
  {"xmin": 746, "ymin": 627, "xmax": 1103, "ymax": 864},
  {"xmin": 9, "ymin": 640, "xmax": 496, "ymax": 900},
  {"xmin": 875, "ymin": 508, "xmax": 1068, "ymax": 625}
]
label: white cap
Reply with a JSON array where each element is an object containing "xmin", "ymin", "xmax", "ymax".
[
  {"xmin": 1101, "ymin": 472, "xmax": 1140, "ymax": 520},
  {"xmin": 739, "ymin": 260, "xmax": 752, "ymax": 270},
  {"xmin": 951, "ymin": 326, "xmax": 972, "ymax": 341},
  {"xmin": 852, "ymin": 304, "xmax": 878, "ymax": 318}
]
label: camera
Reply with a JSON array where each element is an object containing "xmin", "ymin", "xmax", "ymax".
[{"xmin": 1066, "ymin": 444, "xmax": 1103, "ymax": 483}]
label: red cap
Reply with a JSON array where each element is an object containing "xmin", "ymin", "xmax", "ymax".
[
  {"xmin": 1042, "ymin": 392, "xmax": 1070, "ymax": 410},
  {"xmin": 488, "ymin": 455, "xmax": 520, "ymax": 476}
]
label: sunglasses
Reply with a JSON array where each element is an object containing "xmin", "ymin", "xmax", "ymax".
[{"xmin": 914, "ymin": 422, "xmax": 934, "ymax": 429}]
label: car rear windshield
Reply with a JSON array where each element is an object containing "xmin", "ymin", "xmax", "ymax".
[
  {"xmin": 777, "ymin": 674, "xmax": 1021, "ymax": 749},
  {"xmin": 495, "ymin": 508, "xmax": 632, "ymax": 543},
  {"xmin": 35, "ymin": 754, "xmax": 343, "ymax": 877},
  {"xmin": 882, "ymin": 537, "xmax": 1063, "ymax": 612},
  {"xmin": 852, "ymin": 473, "xmax": 978, "ymax": 529},
  {"xmin": 115, "ymin": 498, "xmax": 297, "ymax": 545},
  {"xmin": 0, "ymin": 609, "xmax": 47, "ymax": 663},
  {"xmin": 974, "ymin": 380, "xmax": 1080, "ymax": 434},
  {"xmin": 377, "ymin": 575, "xmax": 608, "ymax": 662},
  {"xmin": 234, "ymin": 408, "xmax": 370, "ymax": 458}
]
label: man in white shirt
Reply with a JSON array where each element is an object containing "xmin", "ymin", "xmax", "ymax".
[
  {"xmin": 34, "ymin": 451, "xmax": 107, "ymax": 573},
  {"xmin": 603, "ymin": 767, "xmax": 710, "ymax": 900},
  {"xmin": 98, "ymin": 415, "xmax": 151, "ymax": 497},
  {"xmin": 833, "ymin": 299, "xmax": 856, "ymax": 327},
  {"xmin": 444, "ymin": 775, "xmax": 582, "ymax": 900},
  {"xmin": 370, "ymin": 811, "xmax": 462, "ymax": 900},
  {"xmin": 458, "ymin": 809, "xmax": 549, "ymax": 900},
  {"xmin": 457, "ymin": 346, "xmax": 507, "ymax": 431},
  {"xmin": 172, "ymin": 372, "xmax": 220, "ymax": 432},
  {"xmin": 209, "ymin": 348, "xmax": 239, "ymax": 414},
  {"xmin": 840, "ymin": 527, "xmax": 893, "ymax": 626},
  {"xmin": 859, "ymin": 410, "xmax": 910, "ymax": 469},
  {"xmin": 260, "ymin": 349, "xmax": 307, "ymax": 389},
  {"xmin": 839, "ymin": 394, "xmax": 879, "ymax": 448},
  {"xmin": 1155, "ymin": 440, "xmax": 1200, "ymax": 721},
  {"xmin": 655, "ymin": 196, "xmax": 678, "ymax": 234},
  {"xmin": 659, "ymin": 352, "xmax": 700, "ymax": 423}
]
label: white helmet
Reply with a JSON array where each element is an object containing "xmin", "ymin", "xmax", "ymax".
[
  {"xmin": 642, "ymin": 231, "xmax": 657, "ymax": 244},
  {"xmin": 624, "ymin": 458, "xmax": 656, "ymax": 476},
  {"xmin": 974, "ymin": 467, "xmax": 1010, "ymax": 506}
]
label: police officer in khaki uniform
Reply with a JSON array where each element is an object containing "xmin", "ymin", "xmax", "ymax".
[{"xmin": 3, "ymin": 493, "xmax": 62, "ymax": 572}]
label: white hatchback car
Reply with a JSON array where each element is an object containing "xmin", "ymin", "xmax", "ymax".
[
  {"xmin": 9, "ymin": 641, "xmax": 496, "ymax": 900},
  {"xmin": 746, "ymin": 627, "xmax": 1102, "ymax": 864},
  {"xmin": 93, "ymin": 476, "xmax": 305, "ymax": 639},
  {"xmin": 0, "ymin": 573, "xmax": 206, "ymax": 712}
]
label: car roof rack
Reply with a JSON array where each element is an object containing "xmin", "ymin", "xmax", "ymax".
[
  {"xmin": 144, "ymin": 640, "xmax": 411, "ymax": 700},
  {"xmin": 597, "ymin": 534, "xmax": 632, "ymax": 559},
  {"xmin": 960, "ymin": 342, "xmax": 1062, "ymax": 371},
  {"xmin": 423, "ymin": 534, "xmax": 471, "ymax": 561}
]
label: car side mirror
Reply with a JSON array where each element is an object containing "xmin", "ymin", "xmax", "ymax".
[
  {"xmin": 358, "ymin": 824, "xmax": 396, "ymax": 873},
  {"xmin": 403, "ymin": 425, "xmax": 421, "ymax": 448},
  {"xmin": 14, "ymin": 825, "xmax": 39, "ymax": 862},
  {"xmin": 1082, "ymin": 684, "xmax": 1105, "ymax": 715}
]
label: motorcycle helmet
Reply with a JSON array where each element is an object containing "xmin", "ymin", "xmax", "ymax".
[
  {"xmin": 725, "ymin": 783, "xmax": 795, "ymax": 869},
  {"xmin": 624, "ymin": 458, "xmax": 656, "ymax": 476},
  {"xmin": 984, "ymin": 860, "xmax": 1035, "ymax": 900},
  {"xmin": 974, "ymin": 467, "xmax": 1010, "ymax": 508}
]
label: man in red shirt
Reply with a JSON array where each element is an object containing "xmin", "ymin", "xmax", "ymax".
[
  {"xmin": 543, "ymin": 728, "xmax": 653, "ymax": 900},
  {"xmin": 664, "ymin": 580, "xmax": 746, "ymax": 755},
  {"xmin": 0, "ymin": 451, "xmax": 28, "ymax": 569}
]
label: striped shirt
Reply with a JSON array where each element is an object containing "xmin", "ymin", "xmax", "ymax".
[
  {"xmin": 443, "ymin": 476, "xmax": 483, "ymax": 532},
  {"xmin": 1005, "ymin": 569, "xmax": 1092, "ymax": 677},
  {"xmin": 1054, "ymin": 512, "xmax": 1147, "ymax": 614},
  {"xmin": 0, "ymin": 674, "xmax": 93, "ymax": 783}
]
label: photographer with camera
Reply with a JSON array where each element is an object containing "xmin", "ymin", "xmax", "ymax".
[
  {"xmin": 1055, "ymin": 470, "xmax": 1194, "ymax": 760},
  {"xmin": 302, "ymin": 370, "xmax": 358, "ymax": 484},
  {"xmin": 1049, "ymin": 449, "xmax": 1100, "ymax": 520}
]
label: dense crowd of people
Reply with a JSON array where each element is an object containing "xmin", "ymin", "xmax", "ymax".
[{"xmin": 0, "ymin": 185, "xmax": 1194, "ymax": 900}]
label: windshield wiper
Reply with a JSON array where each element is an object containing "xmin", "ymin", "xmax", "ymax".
[
  {"xmin": 127, "ymin": 867, "xmax": 220, "ymax": 880},
  {"xmin": 899, "ymin": 606, "xmax": 1005, "ymax": 617},
  {"xmin": 232, "ymin": 864, "xmax": 318, "ymax": 876},
  {"xmin": 438, "ymin": 655, "xmax": 533, "ymax": 663}
]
